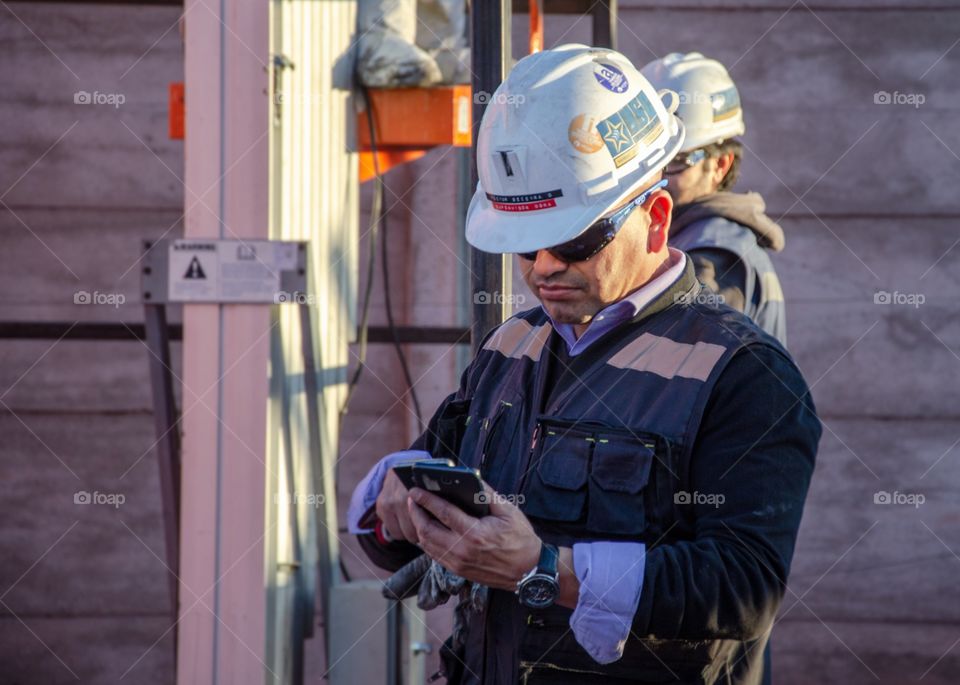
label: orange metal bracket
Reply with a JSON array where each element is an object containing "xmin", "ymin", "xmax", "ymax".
[
  {"xmin": 359, "ymin": 149, "xmax": 429, "ymax": 182},
  {"xmin": 169, "ymin": 82, "xmax": 185, "ymax": 140},
  {"xmin": 529, "ymin": 0, "xmax": 544, "ymax": 54},
  {"xmin": 357, "ymin": 85, "xmax": 472, "ymax": 182}
]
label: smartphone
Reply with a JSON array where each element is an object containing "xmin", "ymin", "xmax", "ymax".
[
  {"xmin": 412, "ymin": 462, "xmax": 490, "ymax": 518},
  {"xmin": 391, "ymin": 457, "xmax": 454, "ymax": 490}
]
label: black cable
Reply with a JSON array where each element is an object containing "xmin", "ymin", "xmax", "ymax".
[
  {"xmin": 335, "ymin": 88, "xmax": 383, "ymax": 530},
  {"xmin": 356, "ymin": 86, "xmax": 425, "ymax": 432},
  {"xmin": 335, "ymin": 86, "xmax": 429, "ymax": 587},
  {"xmin": 379, "ymin": 193, "xmax": 426, "ymax": 432},
  {"xmin": 339, "ymin": 97, "xmax": 380, "ymax": 418}
]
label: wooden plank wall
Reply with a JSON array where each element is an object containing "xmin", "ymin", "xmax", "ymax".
[{"xmin": 0, "ymin": 4, "xmax": 185, "ymax": 684}]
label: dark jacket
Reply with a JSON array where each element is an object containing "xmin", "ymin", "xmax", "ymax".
[
  {"xmin": 358, "ymin": 260, "xmax": 820, "ymax": 684},
  {"xmin": 671, "ymin": 192, "xmax": 787, "ymax": 345}
]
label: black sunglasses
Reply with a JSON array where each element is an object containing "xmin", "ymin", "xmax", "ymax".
[
  {"xmin": 518, "ymin": 179, "xmax": 668, "ymax": 263},
  {"xmin": 664, "ymin": 148, "xmax": 707, "ymax": 176}
]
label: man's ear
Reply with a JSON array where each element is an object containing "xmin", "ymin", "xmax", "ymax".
[
  {"xmin": 713, "ymin": 152, "xmax": 735, "ymax": 186},
  {"xmin": 647, "ymin": 191, "xmax": 673, "ymax": 253}
]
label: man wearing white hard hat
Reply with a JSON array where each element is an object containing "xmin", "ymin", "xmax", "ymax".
[
  {"xmin": 349, "ymin": 44, "xmax": 819, "ymax": 685},
  {"xmin": 642, "ymin": 53, "xmax": 787, "ymax": 345}
]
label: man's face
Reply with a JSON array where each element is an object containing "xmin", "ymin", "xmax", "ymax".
[
  {"xmin": 667, "ymin": 152, "xmax": 721, "ymax": 205},
  {"xmin": 665, "ymin": 152, "xmax": 733, "ymax": 205},
  {"xmin": 519, "ymin": 187, "xmax": 672, "ymax": 330}
]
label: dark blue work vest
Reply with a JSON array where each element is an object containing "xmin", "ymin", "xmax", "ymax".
[
  {"xmin": 670, "ymin": 216, "xmax": 787, "ymax": 346},
  {"xmin": 428, "ymin": 261, "xmax": 784, "ymax": 685}
]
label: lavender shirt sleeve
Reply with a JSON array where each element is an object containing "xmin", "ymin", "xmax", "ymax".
[
  {"xmin": 346, "ymin": 449, "xmax": 432, "ymax": 534},
  {"xmin": 569, "ymin": 541, "xmax": 646, "ymax": 664}
]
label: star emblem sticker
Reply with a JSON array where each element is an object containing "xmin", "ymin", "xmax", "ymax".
[{"xmin": 601, "ymin": 118, "xmax": 631, "ymax": 154}]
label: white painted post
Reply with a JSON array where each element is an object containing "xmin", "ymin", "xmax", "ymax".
[{"xmin": 177, "ymin": 1, "xmax": 272, "ymax": 683}]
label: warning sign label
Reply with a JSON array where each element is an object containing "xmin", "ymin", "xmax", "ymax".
[{"xmin": 167, "ymin": 239, "xmax": 301, "ymax": 303}]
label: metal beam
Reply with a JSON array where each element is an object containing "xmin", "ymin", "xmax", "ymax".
[
  {"xmin": 142, "ymin": 304, "xmax": 181, "ymax": 621},
  {"xmin": 0, "ymin": 321, "xmax": 174, "ymax": 341},
  {"xmin": 0, "ymin": 321, "xmax": 470, "ymax": 345},
  {"xmin": 22, "ymin": 0, "xmax": 180, "ymax": 4},
  {"xmin": 592, "ymin": 0, "xmax": 618, "ymax": 50},
  {"xmin": 470, "ymin": 0, "xmax": 513, "ymax": 353}
]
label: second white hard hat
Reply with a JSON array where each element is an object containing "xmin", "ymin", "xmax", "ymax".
[
  {"xmin": 641, "ymin": 52, "xmax": 744, "ymax": 153},
  {"xmin": 465, "ymin": 44, "xmax": 685, "ymax": 255}
]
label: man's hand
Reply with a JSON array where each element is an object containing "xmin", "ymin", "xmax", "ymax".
[
  {"xmin": 375, "ymin": 469, "xmax": 420, "ymax": 544},
  {"xmin": 406, "ymin": 483, "xmax": 541, "ymax": 591}
]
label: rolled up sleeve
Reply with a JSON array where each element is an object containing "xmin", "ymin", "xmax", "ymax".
[
  {"xmin": 346, "ymin": 449, "xmax": 431, "ymax": 534},
  {"xmin": 570, "ymin": 541, "xmax": 646, "ymax": 664}
]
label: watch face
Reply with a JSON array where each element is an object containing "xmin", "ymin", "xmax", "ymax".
[{"xmin": 519, "ymin": 575, "xmax": 559, "ymax": 609}]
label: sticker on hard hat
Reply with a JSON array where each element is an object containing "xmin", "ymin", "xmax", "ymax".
[
  {"xmin": 568, "ymin": 114, "xmax": 604, "ymax": 154},
  {"xmin": 596, "ymin": 92, "xmax": 663, "ymax": 168},
  {"xmin": 711, "ymin": 86, "xmax": 741, "ymax": 123},
  {"xmin": 594, "ymin": 63, "xmax": 629, "ymax": 94},
  {"xmin": 486, "ymin": 189, "xmax": 563, "ymax": 212}
]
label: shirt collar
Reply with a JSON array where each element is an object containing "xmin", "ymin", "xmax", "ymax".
[
  {"xmin": 546, "ymin": 248, "xmax": 688, "ymax": 355},
  {"xmin": 603, "ymin": 247, "xmax": 687, "ymax": 319}
]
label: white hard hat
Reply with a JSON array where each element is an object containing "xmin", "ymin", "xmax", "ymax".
[
  {"xmin": 466, "ymin": 44, "xmax": 685, "ymax": 255},
  {"xmin": 641, "ymin": 52, "xmax": 744, "ymax": 153}
]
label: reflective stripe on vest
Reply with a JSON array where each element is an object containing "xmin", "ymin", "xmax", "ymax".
[
  {"xmin": 482, "ymin": 317, "xmax": 553, "ymax": 361},
  {"xmin": 606, "ymin": 332, "xmax": 727, "ymax": 381}
]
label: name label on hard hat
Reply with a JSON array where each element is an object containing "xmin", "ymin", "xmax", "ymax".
[{"xmin": 486, "ymin": 189, "xmax": 563, "ymax": 213}]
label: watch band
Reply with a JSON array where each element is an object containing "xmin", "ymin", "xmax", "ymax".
[{"xmin": 538, "ymin": 542, "xmax": 559, "ymax": 577}]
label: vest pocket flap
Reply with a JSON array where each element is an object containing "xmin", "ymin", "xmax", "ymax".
[
  {"xmin": 522, "ymin": 420, "xmax": 592, "ymax": 523},
  {"xmin": 586, "ymin": 430, "xmax": 660, "ymax": 535},
  {"xmin": 590, "ymin": 436, "xmax": 654, "ymax": 494},
  {"xmin": 536, "ymin": 429, "xmax": 591, "ymax": 490}
]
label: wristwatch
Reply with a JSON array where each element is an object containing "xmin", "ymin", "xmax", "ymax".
[{"xmin": 516, "ymin": 542, "xmax": 560, "ymax": 609}]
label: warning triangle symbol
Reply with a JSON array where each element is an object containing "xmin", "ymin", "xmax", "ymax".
[{"xmin": 184, "ymin": 256, "xmax": 206, "ymax": 280}]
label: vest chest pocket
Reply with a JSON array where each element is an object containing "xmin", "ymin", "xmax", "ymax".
[
  {"xmin": 469, "ymin": 393, "xmax": 524, "ymax": 485},
  {"xmin": 588, "ymin": 435, "xmax": 654, "ymax": 535},
  {"xmin": 522, "ymin": 421, "xmax": 592, "ymax": 522},
  {"xmin": 521, "ymin": 418, "xmax": 658, "ymax": 536}
]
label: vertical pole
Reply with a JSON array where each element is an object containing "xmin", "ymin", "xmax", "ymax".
[
  {"xmin": 385, "ymin": 600, "xmax": 401, "ymax": 685},
  {"xmin": 143, "ymin": 300, "xmax": 181, "ymax": 622},
  {"xmin": 178, "ymin": 1, "xmax": 270, "ymax": 682},
  {"xmin": 592, "ymin": 0, "xmax": 618, "ymax": 50},
  {"xmin": 470, "ymin": 0, "xmax": 513, "ymax": 354},
  {"xmin": 299, "ymin": 301, "xmax": 333, "ymax": 671}
]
